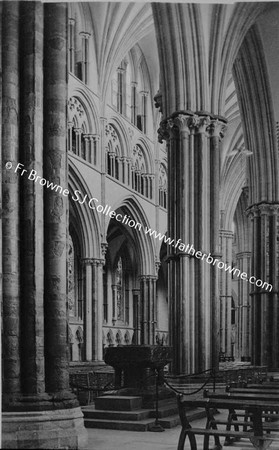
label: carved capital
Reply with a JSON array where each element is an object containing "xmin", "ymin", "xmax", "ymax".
[
  {"xmin": 140, "ymin": 90, "xmax": 149, "ymax": 97},
  {"xmin": 172, "ymin": 114, "xmax": 193, "ymax": 134},
  {"xmin": 79, "ymin": 31, "xmax": 91, "ymax": 39},
  {"xmin": 81, "ymin": 257, "xmax": 95, "ymax": 266},
  {"xmin": 155, "ymin": 261, "xmax": 161, "ymax": 276},
  {"xmin": 194, "ymin": 115, "xmax": 211, "ymax": 134},
  {"xmin": 246, "ymin": 202, "xmax": 279, "ymax": 218},
  {"xmin": 236, "ymin": 251, "xmax": 251, "ymax": 260},
  {"xmin": 101, "ymin": 242, "xmax": 108, "ymax": 257},
  {"xmin": 207, "ymin": 118, "xmax": 227, "ymax": 139},
  {"xmin": 246, "ymin": 205, "xmax": 259, "ymax": 219},
  {"xmin": 73, "ymin": 127, "xmax": 83, "ymax": 135}
]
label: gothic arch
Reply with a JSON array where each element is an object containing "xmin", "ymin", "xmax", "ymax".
[
  {"xmin": 68, "ymin": 91, "xmax": 99, "ymax": 135},
  {"xmin": 233, "ymin": 25, "xmax": 278, "ymax": 205},
  {"xmin": 105, "ymin": 195, "xmax": 156, "ymax": 276},
  {"xmin": 68, "ymin": 159, "xmax": 102, "ymax": 258},
  {"xmin": 134, "ymin": 137, "xmax": 154, "ymax": 174},
  {"xmin": 105, "ymin": 117, "xmax": 130, "ymax": 157},
  {"xmin": 220, "ymin": 152, "xmax": 248, "ymax": 231}
]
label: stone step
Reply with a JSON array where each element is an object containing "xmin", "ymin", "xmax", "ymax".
[
  {"xmin": 83, "ymin": 406, "xmax": 206, "ymax": 432},
  {"xmin": 149, "ymin": 401, "xmax": 178, "ymax": 418},
  {"xmin": 158, "ymin": 407, "xmax": 206, "ymax": 429},
  {"xmin": 82, "ymin": 407, "xmax": 151, "ymax": 421},
  {"xmin": 83, "ymin": 399, "xmax": 206, "ymax": 432},
  {"xmin": 94, "ymin": 395, "xmax": 142, "ymax": 411},
  {"xmin": 84, "ymin": 417, "xmax": 156, "ymax": 432}
]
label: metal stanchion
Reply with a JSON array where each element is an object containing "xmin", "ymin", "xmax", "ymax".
[{"xmin": 149, "ymin": 369, "xmax": 165, "ymax": 432}]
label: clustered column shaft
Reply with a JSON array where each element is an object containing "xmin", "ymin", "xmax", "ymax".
[
  {"xmin": 2, "ymin": 1, "xmax": 78, "ymax": 408},
  {"xmin": 160, "ymin": 112, "xmax": 226, "ymax": 374},
  {"xmin": 43, "ymin": 3, "xmax": 69, "ymax": 393},
  {"xmin": 248, "ymin": 203, "xmax": 279, "ymax": 367},
  {"xmin": 20, "ymin": 1, "xmax": 45, "ymax": 395},
  {"xmin": 2, "ymin": 1, "xmax": 21, "ymax": 397}
]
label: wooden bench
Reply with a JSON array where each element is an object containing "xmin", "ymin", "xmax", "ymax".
[
  {"xmin": 177, "ymin": 394, "xmax": 279, "ymax": 450},
  {"xmin": 248, "ymin": 382, "xmax": 279, "ymax": 389},
  {"xmin": 69, "ymin": 371, "xmax": 114, "ymax": 404}
]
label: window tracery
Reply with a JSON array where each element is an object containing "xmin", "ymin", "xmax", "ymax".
[
  {"xmin": 68, "ymin": 96, "xmax": 98, "ymax": 165},
  {"xmin": 131, "ymin": 144, "xmax": 153, "ymax": 198}
]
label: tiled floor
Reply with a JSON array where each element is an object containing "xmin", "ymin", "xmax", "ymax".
[{"xmin": 80, "ymin": 411, "xmax": 279, "ymax": 450}]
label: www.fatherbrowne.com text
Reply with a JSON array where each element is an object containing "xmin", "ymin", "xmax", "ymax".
[{"xmin": 11, "ymin": 162, "xmax": 272, "ymax": 292}]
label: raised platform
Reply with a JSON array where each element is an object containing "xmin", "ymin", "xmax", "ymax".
[{"xmin": 82, "ymin": 395, "xmax": 205, "ymax": 431}]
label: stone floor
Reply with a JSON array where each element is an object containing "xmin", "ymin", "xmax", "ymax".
[{"xmin": 80, "ymin": 411, "xmax": 279, "ymax": 450}]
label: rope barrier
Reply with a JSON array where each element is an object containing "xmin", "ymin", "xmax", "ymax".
[
  {"xmin": 162, "ymin": 372, "xmax": 214, "ymax": 396},
  {"xmin": 165, "ymin": 367, "xmax": 213, "ymax": 380}
]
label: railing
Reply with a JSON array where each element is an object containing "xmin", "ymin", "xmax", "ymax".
[{"xmin": 69, "ymin": 370, "xmax": 114, "ymax": 405}]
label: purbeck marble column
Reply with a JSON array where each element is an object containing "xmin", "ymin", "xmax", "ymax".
[
  {"xmin": 219, "ymin": 230, "xmax": 234, "ymax": 358},
  {"xmin": 43, "ymin": 3, "xmax": 71, "ymax": 394},
  {"xmin": 248, "ymin": 203, "xmax": 279, "ymax": 367},
  {"xmin": 20, "ymin": 1, "xmax": 45, "ymax": 396},
  {"xmin": 2, "ymin": 3, "xmax": 88, "ymax": 448},
  {"xmin": 236, "ymin": 251, "xmax": 251, "ymax": 360},
  {"xmin": 159, "ymin": 112, "xmax": 226, "ymax": 374},
  {"xmin": 2, "ymin": 0, "xmax": 21, "ymax": 399}
]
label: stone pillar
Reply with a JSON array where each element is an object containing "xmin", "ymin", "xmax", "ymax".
[
  {"xmin": 74, "ymin": 128, "xmax": 82, "ymax": 157},
  {"xmin": 248, "ymin": 203, "xmax": 279, "ymax": 367},
  {"xmin": 79, "ymin": 31, "xmax": 90, "ymax": 84},
  {"xmin": 91, "ymin": 258, "xmax": 105, "ymax": 360},
  {"xmin": 92, "ymin": 135, "xmax": 100, "ymax": 166},
  {"xmin": 20, "ymin": 1, "xmax": 45, "ymax": 395},
  {"xmin": 208, "ymin": 119, "xmax": 226, "ymax": 369},
  {"xmin": 0, "ymin": 1, "xmax": 2, "ymax": 398},
  {"xmin": 132, "ymin": 289, "xmax": 141, "ymax": 344},
  {"xmin": 2, "ymin": 3, "xmax": 88, "ymax": 448},
  {"xmin": 140, "ymin": 91, "xmax": 149, "ymax": 133},
  {"xmin": 117, "ymin": 155, "xmax": 123, "ymax": 181},
  {"xmin": 127, "ymin": 158, "xmax": 132, "ymax": 186},
  {"xmin": 140, "ymin": 276, "xmax": 157, "ymax": 344},
  {"xmin": 160, "ymin": 112, "xmax": 226, "ymax": 374},
  {"xmin": 83, "ymin": 135, "xmax": 90, "ymax": 162},
  {"xmin": 2, "ymin": 0, "xmax": 21, "ymax": 399},
  {"xmin": 82, "ymin": 258, "xmax": 93, "ymax": 361},
  {"xmin": 236, "ymin": 251, "xmax": 251, "ymax": 360},
  {"xmin": 68, "ymin": 18, "xmax": 75, "ymax": 73},
  {"xmin": 67, "ymin": 121, "xmax": 74, "ymax": 152},
  {"xmin": 219, "ymin": 230, "xmax": 234, "ymax": 358},
  {"xmin": 166, "ymin": 115, "xmax": 192, "ymax": 374},
  {"xmin": 43, "ymin": 2, "xmax": 71, "ymax": 394},
  {"xmin": 131, "ymin": 81, "xmax": 137, "ymax": 125}
]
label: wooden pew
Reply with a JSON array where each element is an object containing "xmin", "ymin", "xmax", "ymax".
[
  {"xmin": 227, "ymin": 387, "xmax": 279, "ymax": 395},
  {"xmin": 247, "ymin": 383, "xmax": 279, "ymax": 389},
  {"xmin": 177, "ymin": 394, "xmax": 279, "ymax": 450},
  {"xmin": 204, "ymin": 390, "xmax": 279, "ymax": 445}
]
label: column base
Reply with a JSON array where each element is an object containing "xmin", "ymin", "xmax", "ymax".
[{"xmin": 2, "ymin": 406, "xmax": 88, "ymax": 449}]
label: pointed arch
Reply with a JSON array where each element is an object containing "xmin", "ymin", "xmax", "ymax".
[
  {"xmin": 68, "ymin": 158, "xmax": 102, "ymax": 259},
  {"xmin": 105, "ymin": 195, "xmax": 156, "ymax": 276}
]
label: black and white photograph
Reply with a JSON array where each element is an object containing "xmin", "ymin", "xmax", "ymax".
[{"xmin": 1, "ymin": 0, "xmax": 279, "ymax": 448}]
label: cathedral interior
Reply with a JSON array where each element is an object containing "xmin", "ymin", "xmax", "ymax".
[{"xmin": 1, "ymin": 1, "xmax": 279, "ymax": 448}]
